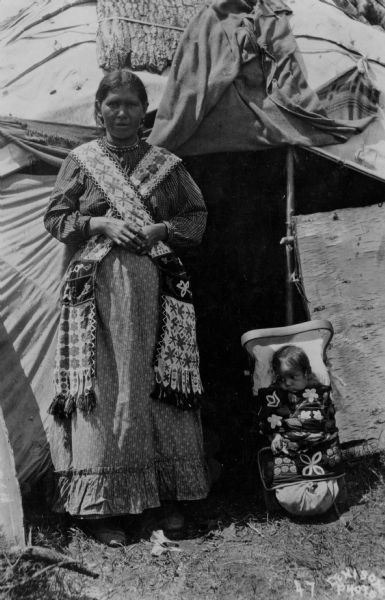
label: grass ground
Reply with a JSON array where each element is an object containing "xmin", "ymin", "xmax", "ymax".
[{"xmin": 1, "ymin": 450, "xmax": 385, "ymax": 600}]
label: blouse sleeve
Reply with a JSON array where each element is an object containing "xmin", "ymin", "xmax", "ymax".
[
  {"xmin": 161, "ymin": 163, "xmax": 207, "ymax": 248},
  {"xmin": 44, "ymin": 154, "xmax": 91, "ymax": 245}
]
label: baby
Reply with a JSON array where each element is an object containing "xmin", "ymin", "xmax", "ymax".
[{"xmin": 257, "ymin": 345, "xmax": 342, "ymax": 477}]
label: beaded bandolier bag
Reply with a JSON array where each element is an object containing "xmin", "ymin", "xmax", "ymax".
[{"xmin": 49, "ymin": 140, "xmax": 203, "ymax": 418}]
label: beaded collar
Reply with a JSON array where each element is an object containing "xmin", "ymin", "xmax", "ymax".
[{"xmin": 101, "ymin": 137, "xmax": 141, "ymax": 153}]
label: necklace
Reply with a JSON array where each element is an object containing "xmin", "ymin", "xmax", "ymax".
[
  {"xmin": 99, "ymin": 137, "xmax": 141, "ymax": 174},
  {"xmin": 102, "ymin": 137, "xmax": 141, "ymax": 152}
]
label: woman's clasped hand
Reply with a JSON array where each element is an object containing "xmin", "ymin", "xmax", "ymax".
[{"xmin": 89, "ymin": 217, "xmax": 167, "ymax": 254}]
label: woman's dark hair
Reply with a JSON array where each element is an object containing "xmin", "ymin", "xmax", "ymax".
[
  {"xmin": 272, "ymin": 345, "xmax": 311, "ymax": 376},
  {"xmin": 94, "ymin": 69, "xmax": 148, "ymax": 125}
]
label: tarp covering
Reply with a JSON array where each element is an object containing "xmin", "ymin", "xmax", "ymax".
[
  {"xmin": 292, "ymin": 0, "xmax": 385, "ymax": 181},
  {"xmin": 0, "ymin": 0, "xmax": 167, "ymax": 123},
  {"xmin": 0, "ymin": 406, "xmax": 25, "ymax": 549},
  {"xmin": 1, "ymin": 0, "xmax": 385, "ymax": 180},
  {"xmin": 0, "ymin": 0, "xmax": 103, "ymax": 125},
  {"xmin": 0, "ymin": 172, "xmax": 68, "ymax": 487},
  {"xmin": 149, "ymin": 0, "xmax": 379, "ymax": 155},
  {"xmin": 149, "ymin": 0, "xmax": 385, "ymax": 182},
  {"xmin": 0, "ymin": 117, "xmax": 99, "ymax": 173}
]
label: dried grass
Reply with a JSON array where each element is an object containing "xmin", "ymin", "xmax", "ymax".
[{"xmin": 2, "ymin": 452, "xmax": 384, "ymax": 600}]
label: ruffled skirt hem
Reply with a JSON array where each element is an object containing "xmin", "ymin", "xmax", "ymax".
[{"xmin": 52, "ymin": 458, "xmax": 210, "ymax": 517}]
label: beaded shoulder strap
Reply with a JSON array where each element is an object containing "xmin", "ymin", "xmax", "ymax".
[{"xmin": 72, "ymin": 141, "xmax": 181, "ymax": 227}]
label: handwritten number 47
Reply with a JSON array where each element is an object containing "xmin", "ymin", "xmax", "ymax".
[{"xmin": 294, "ymin": 580, "xmax": 315, "ymax": 598}]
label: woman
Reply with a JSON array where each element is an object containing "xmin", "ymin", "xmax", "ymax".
[{"xmin": 44, "ymin": 69, "xmax": 210, "ymax": 546}]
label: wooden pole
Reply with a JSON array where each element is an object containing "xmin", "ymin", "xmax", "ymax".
[{"xmin": 285, "ymin": 147, "xmax": 295, "ymax": 325}]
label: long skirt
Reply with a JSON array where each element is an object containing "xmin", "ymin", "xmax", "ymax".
[{"xmin": 49, "ymin": 248, "xmax": 210, "ymax": 517}]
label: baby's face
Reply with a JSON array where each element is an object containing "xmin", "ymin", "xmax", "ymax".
[{"xmin": 276, "ymin": 368, "xmax": 308, "ymax": 392}]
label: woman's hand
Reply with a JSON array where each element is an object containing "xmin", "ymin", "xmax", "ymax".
[
  {"xmin": 89, "ymin": 218, "xmax": 168, "ymax": 254},
  {"xmin": 89, "ymin": 217, "xmax": 145, "ymax": 253},
  {"xmin": 138, "ymin": 224, "xmax": 168, "ymax": 252},
  {"xmin": 271, "ymin": 433, "xmax": 284, "ymax": 454}
]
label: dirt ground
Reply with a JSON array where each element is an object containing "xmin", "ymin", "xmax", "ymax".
[{"xmin": 2, "ymin": 449, "xmax": 385, "ymax": 600}]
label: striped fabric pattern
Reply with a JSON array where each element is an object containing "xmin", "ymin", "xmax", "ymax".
[
  {"xmin": 44, "ymin": 140, "xmax": 207, "ymax": 248},
  {"xmin": 317, "ymin": 65, "xmax": 380, "ymax": 122}
]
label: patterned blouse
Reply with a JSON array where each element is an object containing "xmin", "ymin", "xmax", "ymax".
[{"xmin": 44, "ymin": 138, "xmax": 207, "ymax": 248}]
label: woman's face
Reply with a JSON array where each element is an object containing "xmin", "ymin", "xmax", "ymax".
[{"xmin": 97, "ymin": 85, "xmax": 147, "ymax": 145}]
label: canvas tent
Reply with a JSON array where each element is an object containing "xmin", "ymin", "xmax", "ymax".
[{"xmin": 1, "ymin": 0, "xmax": 385, "ymax": 490}]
